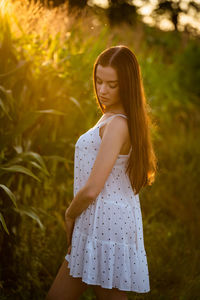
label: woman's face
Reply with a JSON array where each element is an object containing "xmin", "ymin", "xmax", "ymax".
[{"xmin": 95, "ymin": 64, "xmax": 121, "ymax": 109}]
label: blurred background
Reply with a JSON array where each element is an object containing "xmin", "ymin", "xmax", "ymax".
[{"xmin": 0, "ymin": 0, "xmax": 200, "ymax": 299}]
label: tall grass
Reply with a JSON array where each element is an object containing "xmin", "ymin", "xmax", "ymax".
[{"xmin": 0, "ymin": 1, "xmax": 200, "ymax": 299}]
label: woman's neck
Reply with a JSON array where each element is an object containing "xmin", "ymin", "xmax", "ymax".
[
  {"xmin": 104, "ymin": 110, "xmax": 126, "ymax": 116},
  {"xmin": 103, "ymin": 103, "xmax": 126, "ymax": 116}
]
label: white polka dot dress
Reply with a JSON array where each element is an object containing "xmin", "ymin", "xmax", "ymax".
[{"xmin": 65, "ymin": 113, "xmax": 150, "ymax": 293}]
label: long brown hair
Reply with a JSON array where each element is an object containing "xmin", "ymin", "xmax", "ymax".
[{"xmin": 93, "ymin": 45, "xmax": 157, "ymax": 195}]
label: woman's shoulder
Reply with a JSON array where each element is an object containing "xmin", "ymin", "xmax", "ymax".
[{"xmin": 100, "ymin": 114, "xmax": 130, "ymax": 143}]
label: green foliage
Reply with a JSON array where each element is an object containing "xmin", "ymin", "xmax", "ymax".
[{"xmin": 0, "ymin": 1, "xmax": 200, "ymax": 299}]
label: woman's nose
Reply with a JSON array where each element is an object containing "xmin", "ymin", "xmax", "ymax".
[{"xmin": 100, "ymin": 83, "xmax": 107, "ymax": 93}]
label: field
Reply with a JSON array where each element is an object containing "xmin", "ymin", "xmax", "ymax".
[{"xmin": 0, "ymin": 1, "xmax": 200, "ymax": 299}]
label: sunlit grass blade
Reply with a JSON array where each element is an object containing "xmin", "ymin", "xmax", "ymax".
[
  {"xmin": 0, "ymin": 98, "xmax": 12, "ymax": 120},
  {"xmin": 12, "ymin": 112, "xmax": 41, "ymax": 137},
  {"xmin": 69, "ymin": 96, "xmax": 82, "ymax": 109},
  {"xmin": 0, "ymin": 184, "xmax": 17, "ymax": 207},
  {"xmin": 0, "ymin": 165, "xmax": 41, "ymax": 182},
  {"xmin": 29, "ymin": 161, "xmax": 49, "ymax": 176},
  {"xmin": 0, "ymin": 212, "xmax": 9, "ymax": 235},
  {"xmin": 35, "ymin": 109, "xmax": 67, "ymax": 115},
  {"xmin": 0, "ymin": 85, "xmax": 13, "ymax": 120},
  {"xmin": 7, "ymin": 151, "xmax": 50, "ymax": 176},
  {"xmin": 0, "ymin": 60, "xmax": 28, "ymax": 78},
  {"xmin": 12, "ymin": 110, "xmax": 67, "ymax": 138},
  {"xmin": 13, "ymin": 206, "xmax": 45, "ymax": 230},
  {"xmin": 43, "ymin": 155, "xmax": 73, "ymax": 164}
]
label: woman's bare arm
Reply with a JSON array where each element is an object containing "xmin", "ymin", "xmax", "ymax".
[{"xmin": 65, "ymin": 116, "xmax": 129, "ymax": 220}]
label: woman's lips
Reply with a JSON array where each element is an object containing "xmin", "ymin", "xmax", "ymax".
[{"xmin": 100, "ymin": 96, "xmax": 108, "ymax": 101}]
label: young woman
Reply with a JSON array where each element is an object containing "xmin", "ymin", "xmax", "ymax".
[{"xmin": 46, "ymin": 45, "xmax": 157, "ymax": 300}]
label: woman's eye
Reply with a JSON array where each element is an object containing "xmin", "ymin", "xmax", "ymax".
[
  {"xmin": 96, "ymin": 80, "xmax": 117, "ymax": 89},
  {"xmin": 96, "ymin": 80, "xmax": 102, "ymax": 85}
]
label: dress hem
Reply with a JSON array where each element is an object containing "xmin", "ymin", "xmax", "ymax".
[{"xmin": 65, "ymin": 255, "xmax": 150, "ymax": 293}]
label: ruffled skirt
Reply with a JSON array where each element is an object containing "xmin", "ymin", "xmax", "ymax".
[{"xmin": 65, "ymin": 196, "xmax": 150, "ymax": 292}]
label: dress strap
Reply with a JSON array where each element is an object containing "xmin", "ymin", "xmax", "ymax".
[
  {"xmin": 94, "ymin": 113, "xmax": 132, "ymax": 156},
  {"xmin": 96, "ymin": 113, "xmax": 128, "ymax": 128}
]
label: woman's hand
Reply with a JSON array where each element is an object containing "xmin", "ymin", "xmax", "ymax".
[{"xmin": 65, "ymin": 208, "xmax": 75, "ymax": 255}]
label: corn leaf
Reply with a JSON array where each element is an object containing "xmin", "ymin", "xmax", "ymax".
[
  {"xmin": 13, "ymin": 206, "xmax": 44, "ymax": 230},
  {"xmin": 0, "ymin": 184, "xmax": 17, "ymax": 207},
  {"xmin": 0, "ymin": 165, "xmax": 41, "ymax": 182},
  {"xmin": 0, "ymin": 212, "xmax": 9, "ymax": 235}
]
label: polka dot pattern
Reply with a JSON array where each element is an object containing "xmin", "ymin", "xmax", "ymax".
[{"xmin": 65, "ymin": 114, "xmax": 150, "ymax": 293}]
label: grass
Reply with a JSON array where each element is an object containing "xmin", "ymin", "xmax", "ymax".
[{"xmin": 0, "ymin": 0, "xmax": 200, "ymax": 299}]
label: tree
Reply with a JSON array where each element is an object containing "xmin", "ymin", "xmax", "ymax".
[
  {"xmin": 151, "ymin": 0, "xmax": 200, "ymax": 31},
  {"xmin": 34, "ymin": 0, "xmax": 87, "ymax": 9},
  {"xmin": 106, "ymin": 0, "xmax": 138, "ymax": 26}
]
